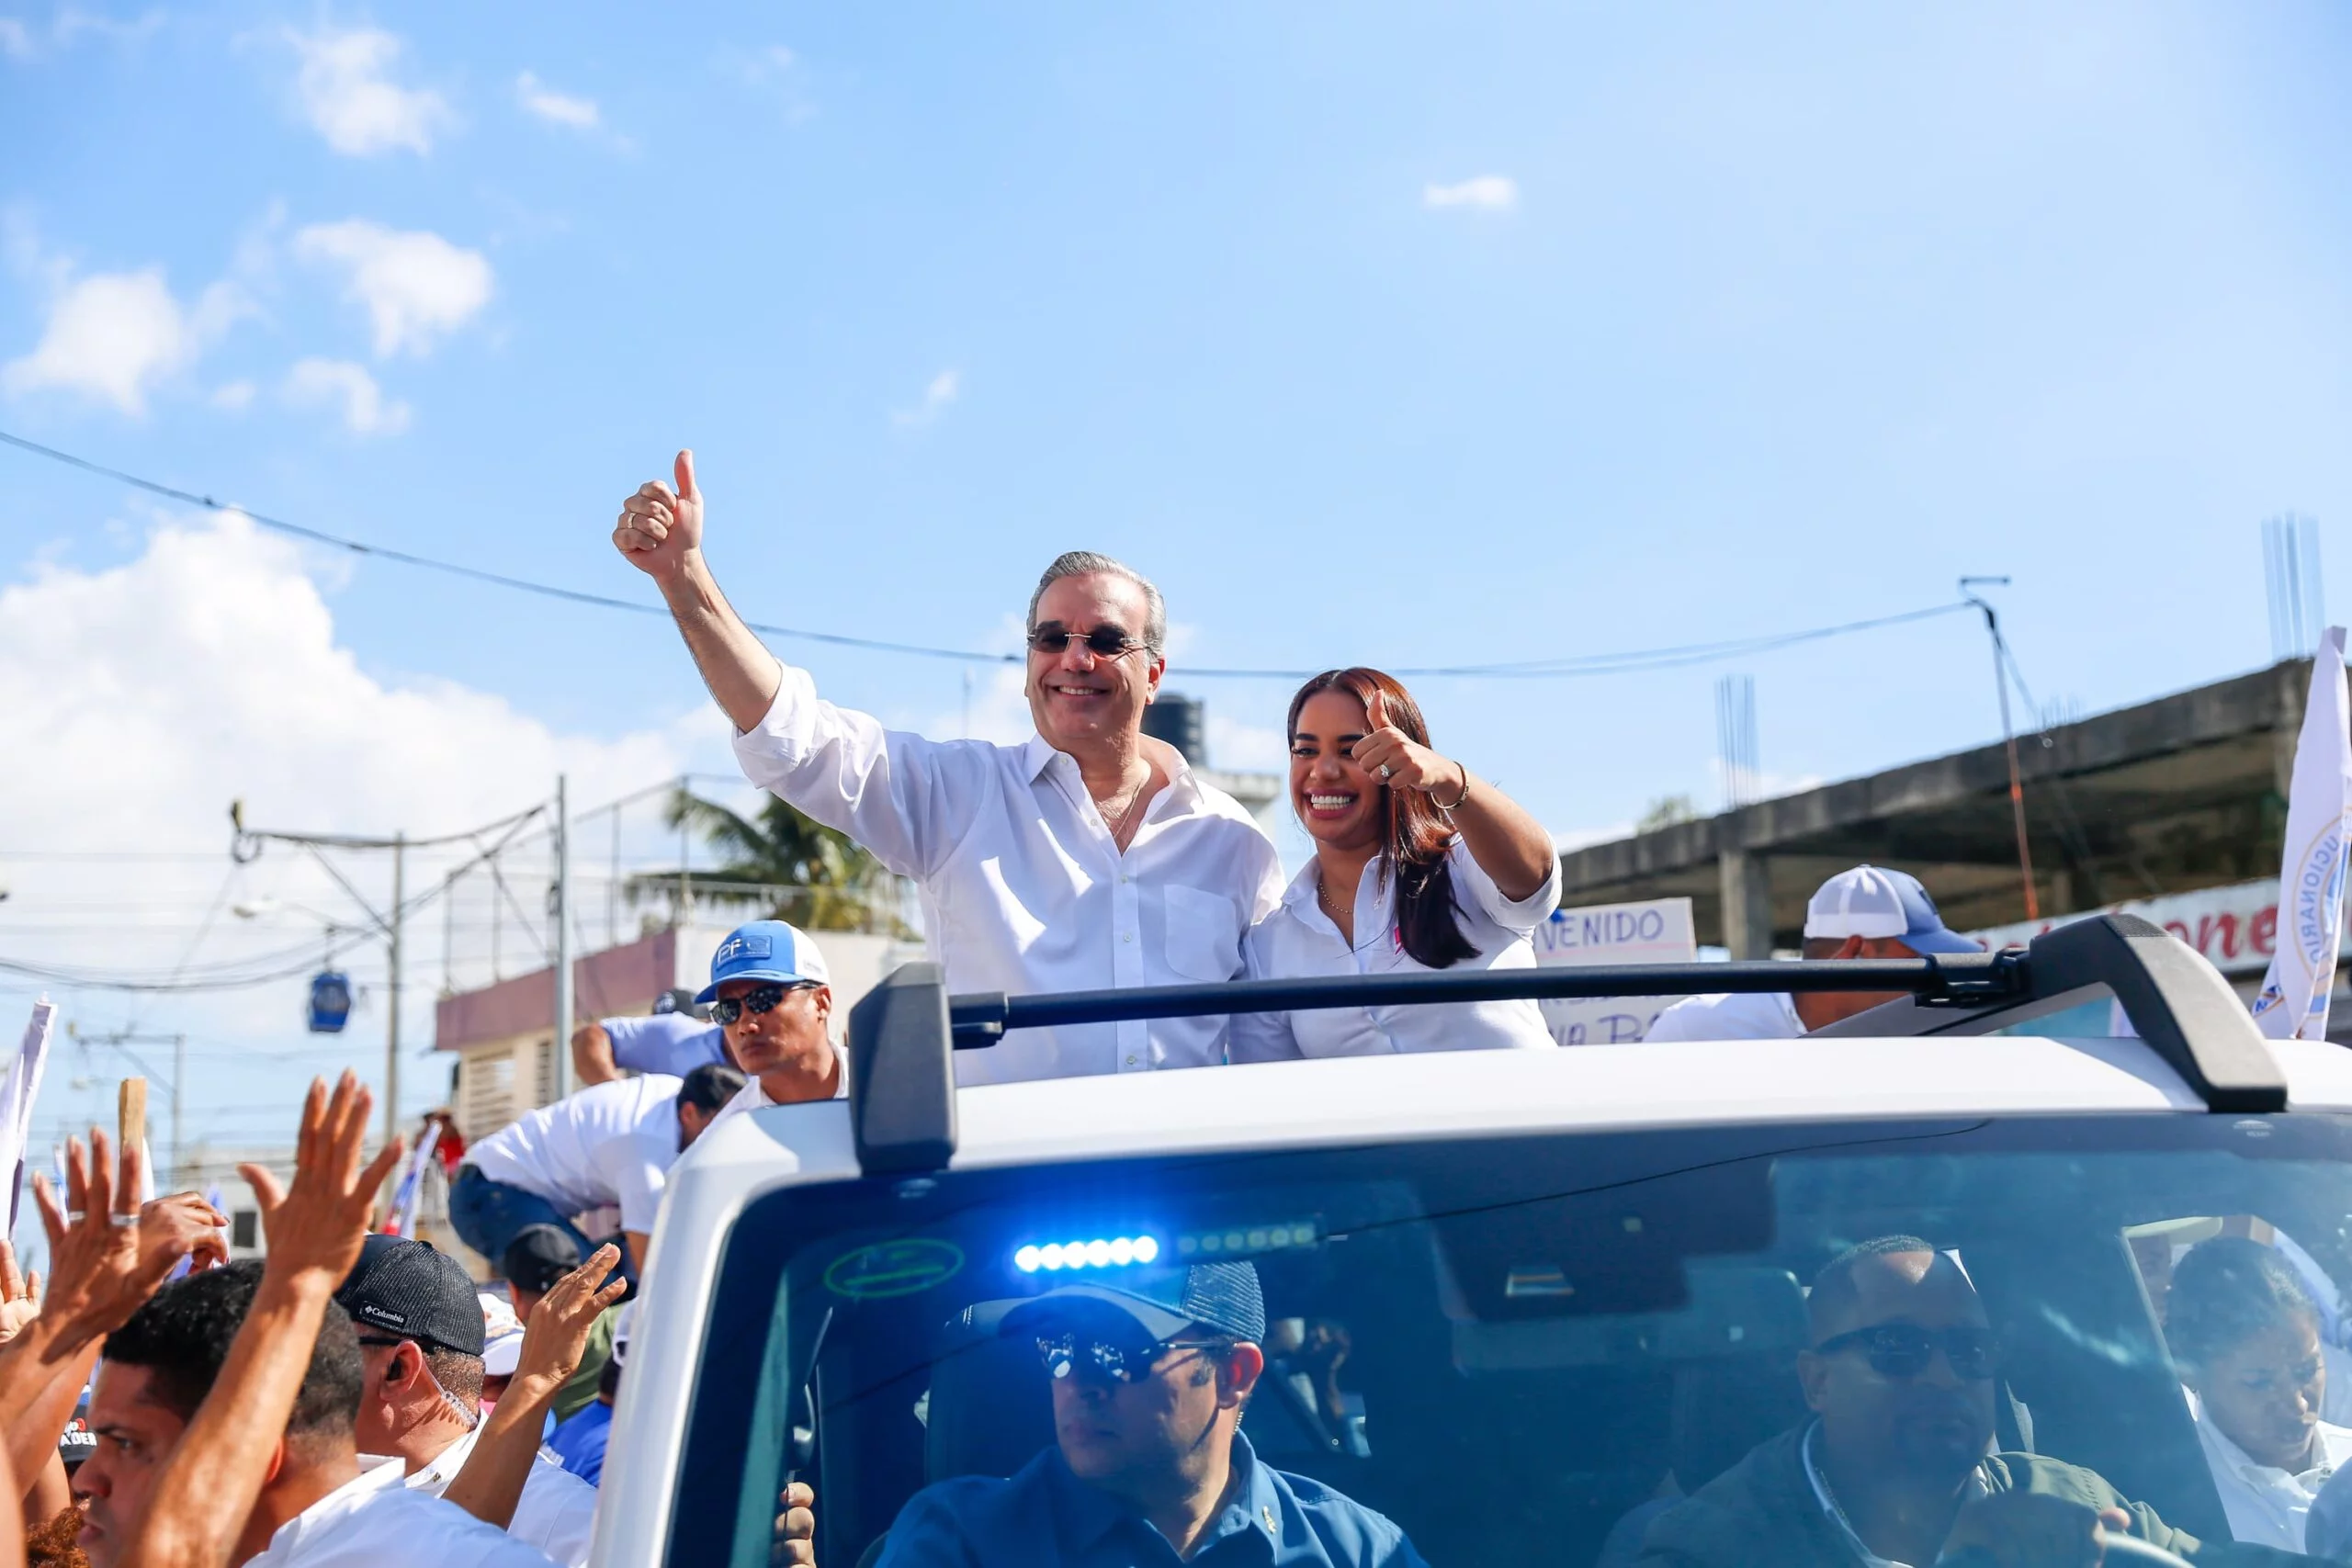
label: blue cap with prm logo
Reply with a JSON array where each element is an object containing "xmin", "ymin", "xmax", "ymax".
[{"xmin": 695, "ymin": 919, "xmax": 831, "ymax": 1004}]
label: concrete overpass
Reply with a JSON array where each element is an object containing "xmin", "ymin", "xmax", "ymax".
[{"xmin": 1558, "ymin": 659, "xmax": 2326, "ymax": 956}]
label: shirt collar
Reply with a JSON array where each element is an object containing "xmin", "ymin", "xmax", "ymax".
[
  {"xmin": 268, "ymin": 1455, "xmax": 409, "ymax": 1553},
  {"xmin": 1042, "ymin": 1432, "xmax": 1283, "ymax": 1558},
  {"xmin": 1021, "ymin": 735, "xmax": 1204, "ymax": 815}
]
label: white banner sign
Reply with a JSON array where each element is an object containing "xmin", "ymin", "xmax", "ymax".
[
  {"xmin": 1532, "ymin": 897, "xmax": 1697, "ymax": 1045},
  {"xmin": 2254, "ymin": 627, "xmax": 2352, "ymax": 1040},
  {"xmin": 1, "ymin": 1000, "xmax": 56, "ymax": 1233},
  {"xmin": 1965, "ymin": 877, "xmax": 2352, "ymax": 978}
]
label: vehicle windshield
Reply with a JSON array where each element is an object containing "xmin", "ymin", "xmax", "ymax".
[{"xmin": 674, "ymin": 1111, "xmax": 2352, "ymax": 1565}]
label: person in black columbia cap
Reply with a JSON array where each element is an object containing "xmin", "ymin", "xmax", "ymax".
[
  {"xmin": 874, "ymin": 1260, "xmax": 1427, "ymax": 1567},
  {"xmin": 337, "ymin": 1235, "xmax": 599, "ymax": 1565}
]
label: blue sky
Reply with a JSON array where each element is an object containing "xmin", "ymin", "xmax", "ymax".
[{"xmin": 4, "ymin": 3, "xmax": 2352, "ymax": 1176}]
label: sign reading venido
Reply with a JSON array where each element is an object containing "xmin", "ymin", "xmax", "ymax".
[{"xmin": 1532, "ymin": 897, "xmax": 1697, "ymax": 1045}]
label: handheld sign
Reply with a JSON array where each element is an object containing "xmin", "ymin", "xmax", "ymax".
[{"xmin": 1532, "ymin": 898, "xmax": 1698, "ymax": 1045}]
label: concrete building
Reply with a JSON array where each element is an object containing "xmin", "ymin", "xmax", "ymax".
[{"xmin": 1556, "ymin": 657, "xmax": 2330, "ymax": 959}]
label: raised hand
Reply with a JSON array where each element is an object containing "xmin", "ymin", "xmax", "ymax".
[
  {"xmin": 31, "ymin": 1134, "xmax": 228, "ymax": 1359},
  {"xmin": 511, "ymin": 1244, "xmax": 629, "ymax": 1391},
  {"xmin": 1350, "ymin": 689, "xmax": 1466, "ymax": 799},
  {"xmin": 0, "ymin": 1244, "xmax": 39, "ymax": 1343},
  {"xmin": 239, "ymin": 1073, "xmax": 405, "ymax": 1293},
  {"xmin": 614, "ymin": 449, "xmax": 706, "ymax": 582}
]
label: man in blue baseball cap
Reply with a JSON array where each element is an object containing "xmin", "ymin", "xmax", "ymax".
[
  {"xmin": 695, "ymin": 919, "xmax": 854, "ymax": 1131},
  {"xmin": 1646, "ymin": 865, "xmax": 1984, "ymax": 1042},
  {"xmin": 875, "ymin": 1261, "xmax": 1428, "ymax": 1566}
]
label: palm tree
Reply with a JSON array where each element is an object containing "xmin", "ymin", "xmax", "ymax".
[{"xmin": 631, "ymin": 786, "xmax": 905, "ymax": 933}]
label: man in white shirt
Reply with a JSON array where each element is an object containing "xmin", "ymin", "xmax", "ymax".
[
  {"xmin": 614, "ymin": 454, "xmax": 1284, "ymax": 1081},
  {"xmin": 690, "ymin": 919, "xmax": 853, "ymax": 1130},
  {"xmin": 75, "ymin": 1260, "xmax": 553, "ymax": 1568},
  {"xmin": 570, "ymin": 988, "xmax": 729, "ymax": 1087},
  {"xmin": 449, "ymin": 1061, "xmax": 744, "ymax": 1278},
  {"xmin": 335, "ymin": 1235, "xmax": 599, "ymax": 1566},
  {"xmin": 1645, "ymin": 865, "xmax": 1983, "ymax": 1043}
]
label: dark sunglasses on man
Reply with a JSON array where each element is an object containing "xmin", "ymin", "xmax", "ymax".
[
  {"xmin": 708, "ymin": 981, "xmax": 818, "ymax": 1026},
  {"xmin": 1814, "ymin": 1322, "xmax": 1999, "ymax": 1382},
  {"xmin": 1034, "ymin": 1330, "xmax": 1232, "ymax": 1386},
  {"xmin": 1025, "ymin": 626, "xmax": 1147, "ymax": 659}
]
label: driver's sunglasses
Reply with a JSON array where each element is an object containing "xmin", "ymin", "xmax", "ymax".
[
  {"xmin": 1025, "ymin": 626, "xmax": 1147, "ymax": 660},
  {"xmin": 708, "ymin": 981, "xmax": 816, "ymax": 1026},
  {"xmin": 1815, "ymin": 1322, "xmax": 1999, "ymax": 1382},
  {"xmin": 1035, "ymin": 1332, "xmax": 1228, "ymax": 1385}
]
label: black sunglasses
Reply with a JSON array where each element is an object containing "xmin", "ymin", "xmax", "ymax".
[
  {"xmin": 708, "ymin": 982, "xmax": 815, "ymax": 1026},
  {"xmin": 1025, "ymin": 626, "xmax": 1147, "ymax": 659},
  {"xmin": 1815, "ymin": 1322, "xmax": 1999, "ymax": 1382},
  {"xmin": 1035, "ymin": 1332, "xmax": 1229, "ymax": 1385}
]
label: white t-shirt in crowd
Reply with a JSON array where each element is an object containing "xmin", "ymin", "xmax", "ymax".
[
  {"xmin": 1229, "ymin": 840, "xmax": 1561, "ymax": 1060},
  {"xmin": 599, "ymin": 1013, "xmax": 727, "ymax": 1077},
  {"xmin": 706, "ymin": 1048, "xmax": 851, "ymax": 1133},
  {"xmin": 1642, "ymin": 990, "xmax": 1804, "ymax": 1043},
  {"xmin": 731, "ymin": 664, "xmax": 1284, "ymax": 1083},
  {"xmin": 2186, "ymin": 1384, "xmax": 2352, "ymax": 1552},
  {"xmin": 244, "ymin": 1455, "xmax": 557, "ymax": 1568},
  {"xmin": 403, "ymin": 1428, "xmax": 599, "ymax": 1568},
  {"xmin": 463, "ymin": 1077, "xmax": 684, "ymax": 1234}
]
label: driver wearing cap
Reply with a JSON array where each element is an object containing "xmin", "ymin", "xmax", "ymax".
[
  {"xmin": 875, "ymin": 1261, "xmax": 1427, "ymax": 1567},
  {"xmin": 1645, "ymin": 865, "xmax": 1984, "ymax": 1043}
]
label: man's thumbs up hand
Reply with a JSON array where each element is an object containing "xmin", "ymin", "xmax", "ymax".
[{"xmin": 614, "ymin": 447, "xmax": 706, "ymax": 582}]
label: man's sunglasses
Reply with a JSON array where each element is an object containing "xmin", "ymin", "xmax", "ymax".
[
  {"xmin": 1034, "ymin": 1332, "xmax": 1229, "ymax": 1385},
  {"xmin": 1025, "ymin": 626, "xmax": 1148, "ymax": 659},
  {"xmin": 1815, "ymin": 1322, "xmax": 1999, "ymax": 1382},
  {"xmin": 708, "ymin": 981, "xmax": 816, "ymax": 1026}
]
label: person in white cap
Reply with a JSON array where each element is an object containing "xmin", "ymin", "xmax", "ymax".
[
  {"xmin": 1644, "ymin": 865, "xmax": 1983, "ymax": 1042},
  {"xmin": 614, "ymin": 458, "xmax": 1284, "ymax": 1084}
]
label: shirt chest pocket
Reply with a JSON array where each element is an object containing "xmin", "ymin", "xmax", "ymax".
[{"xmin": 1161, "ymin": 885, "xmax": 1243, "ymax": 982}]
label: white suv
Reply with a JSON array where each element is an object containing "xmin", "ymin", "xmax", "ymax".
[{"xmin": 594, "ymin": 915, "xmax": 2352, "ymax": 1565}]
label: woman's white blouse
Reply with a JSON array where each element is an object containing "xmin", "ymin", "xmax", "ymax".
[{"xmin": 1229, "ymin": 837, "xmax": 1561, "ymax": 1060}]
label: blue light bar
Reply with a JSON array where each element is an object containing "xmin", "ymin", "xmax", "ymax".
[{"xmin": 1012, "ymin": 1235, "xmax": 1160, "ymax": 1273}]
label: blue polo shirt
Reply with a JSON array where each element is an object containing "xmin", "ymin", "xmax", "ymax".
[
  {"xmin": 873, "ymin": 1434, "xmax": 1428, "ymax": 1567},
  {"xmin": 601, "ymin": 1012, "xmax": 727, "ymax": 1077}
]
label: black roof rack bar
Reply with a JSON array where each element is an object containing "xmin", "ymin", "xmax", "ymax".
[
  {"xmin": 945, "ymin": 951, "xmax": 2030, "ymax": 1045},
  {"xmin": 1808, "ymin": 915, "xmax": 2287, "ymax": 1114}
]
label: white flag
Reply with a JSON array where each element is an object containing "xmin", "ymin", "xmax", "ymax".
[
  {"xmin": 2253, "ymin": 626, "xmax": 2352, "ymax": 1040},
  {"xmin": 0, "ymin": 1001, "xmax": 58, "ymax": 1233}
]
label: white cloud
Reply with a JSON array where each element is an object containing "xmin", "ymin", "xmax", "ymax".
[
  {"xmin": 2, "ymin": 265, "xmax": 247, "ymax": 415},
  {"xmin": 715, "ymin": 42, "xmax": 814, "ymax": 121},
  {"xmin": 1422, "ymin": 175, "xmax": 1519, "ymax": 212},
  {"xmin": 0, "ymin": 510, "xmax": 712, "ymax": 1141},
  {"xmin": 891, "ymin": 368, "xmax": 960, "ymax": 428},
  {"xmin": 514, "ymin": 70, "xmax": 597, "ymax": 129},
  {"xmin": 287, "ymin": 26, "xmax": 450, "ymax": 156},
  {"xmin": 294, "ymin": 220, "xmax": 492, "ymax": 357},
  {"xmin": 1, "ymin": 6, "xmax": 161, "ymax": 60},
  {"xmin": 210, "ymin": 378, "xmax": 256, "ymax": 412},
  {"xmin": 283, "ymin": 357, "xmax": 410, "ymax": 434}
]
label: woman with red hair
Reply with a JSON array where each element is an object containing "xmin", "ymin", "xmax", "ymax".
[{"xmin": 1230, "ymin": 667, "xmax": 1560, "ymax": 1059}]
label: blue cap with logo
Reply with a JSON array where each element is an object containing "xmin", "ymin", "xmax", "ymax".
[
  {"xmin": 1000, "ymin": 1260, "xmax": 1266, "ymax": 1344},
  {"xmin": 695, "ymin": 919, "xmax": 831, "ymax": 1004},
  {"xmin": 1804, "ymin": 865, "xmax": 1982, "ymax": 957}
]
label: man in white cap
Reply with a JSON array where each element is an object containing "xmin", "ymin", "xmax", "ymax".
[{"xmin": 1645, "ymin": 865, "xmax": 1983, "ymax": 1042}]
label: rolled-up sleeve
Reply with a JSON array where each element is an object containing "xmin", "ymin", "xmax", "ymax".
[
  {"xmin": 1453, "ymin": 837, "xmax": 1561, "ymax": 934},
  {"xmin": 729, "ymin": 660, "xmax": 989, "ymax": 880}
]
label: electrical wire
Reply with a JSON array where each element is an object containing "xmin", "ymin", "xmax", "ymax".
[{"xmin": 2, "ymin": 427, "xmax": 1976, "ymax": 680}]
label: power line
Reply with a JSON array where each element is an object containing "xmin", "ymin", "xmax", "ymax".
[{"xmin": 2, "ymin": 427, "xmax": 1976, "ymax": 680}]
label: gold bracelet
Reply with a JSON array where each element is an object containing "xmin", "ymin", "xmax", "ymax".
[{"xmin": 1433, "ymin": 771, "xmax": 1471, "ymax": 812}]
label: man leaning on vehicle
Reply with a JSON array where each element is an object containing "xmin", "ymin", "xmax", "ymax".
[{"xmin": 613, "ymin": 451, "xmax": 1283, "ymax": 1084}]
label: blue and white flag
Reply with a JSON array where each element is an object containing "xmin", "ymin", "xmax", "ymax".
[{"xmin": 2253, "ymin": 626, "xmax": 2352, "ymax": 1041}]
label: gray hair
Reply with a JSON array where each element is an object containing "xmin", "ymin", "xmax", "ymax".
[{"xmin": 1026, "ymin": 551, "xmax": 1167, "ymax": 655}]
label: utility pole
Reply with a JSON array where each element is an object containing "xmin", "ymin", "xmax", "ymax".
[
  {"xmin": 387, "ymin": 833, "xmax": 404, "ymax": 1148},
  {"xmin": 1961, "ymin": 578, "xmax": 2039, "ymax": 921},
  {"xmin": 553, "ymin": 775, "xmax": 572, "ymax": 1101}
]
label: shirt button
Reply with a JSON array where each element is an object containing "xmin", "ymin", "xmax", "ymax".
[
  {"xmin": 1123, "ymin": 931, "xmax": 1133, "ymax": 942},
  {"xmin": 1125, "ymin": 1055, "xmax": 1138, "ymax": 1066}
]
